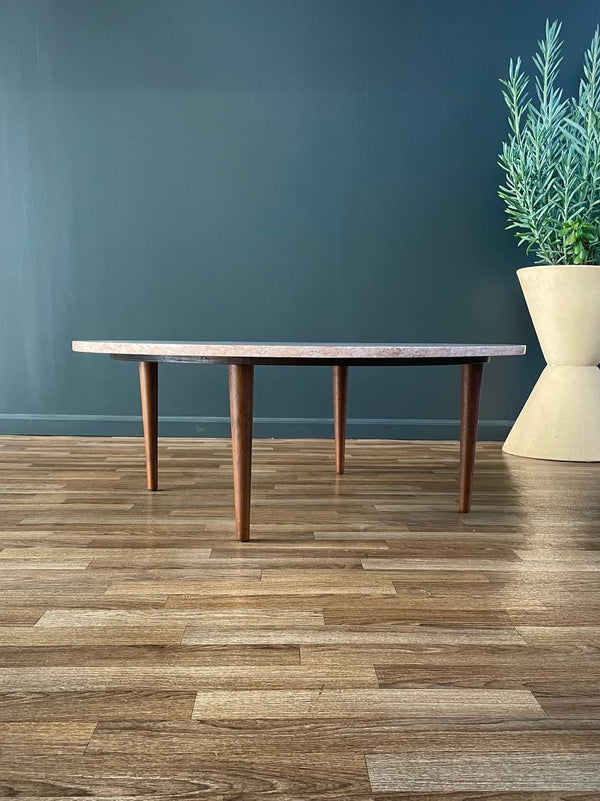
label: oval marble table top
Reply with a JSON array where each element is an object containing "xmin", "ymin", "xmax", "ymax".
[{"xmin": 72, "ymin": 341, "xmax": 526, "ymax": 363}]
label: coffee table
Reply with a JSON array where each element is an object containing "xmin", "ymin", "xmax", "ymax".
[{"xmin": 72, "ymin": 342, "xmax": 525, "ymax": 540}]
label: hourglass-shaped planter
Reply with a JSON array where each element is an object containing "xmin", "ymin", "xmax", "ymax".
[{"xmin": 503, "ymin": 265, "xmax": 600, "ymax": 461}]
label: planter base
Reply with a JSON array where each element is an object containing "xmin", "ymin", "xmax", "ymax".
[{"xmin": 503, "ymin": 365, "xmax": 600, "ymax": 461}]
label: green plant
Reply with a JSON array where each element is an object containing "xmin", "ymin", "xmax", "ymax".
[{"xmin": 499, "ymin": 20, "xmax": 600, "ymax": 264}]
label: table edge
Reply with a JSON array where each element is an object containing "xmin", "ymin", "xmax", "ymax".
[{"xmin": 72, "ymin": 341, "xmax": 527, "ymax": 360}]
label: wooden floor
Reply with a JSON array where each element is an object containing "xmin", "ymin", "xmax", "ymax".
[{"xmin": 0, "ymin": 435, "xmax": 599, "ymax": 799}]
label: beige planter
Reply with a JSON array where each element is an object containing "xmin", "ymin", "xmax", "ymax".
[{"xmin": 503, "ymin": 264, "xmax": 600, "ymax": 461}]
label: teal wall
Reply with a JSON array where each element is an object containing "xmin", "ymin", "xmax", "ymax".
[{"xmin": 0, "ymin": 0, "xmax": 597, "ymax": 438}]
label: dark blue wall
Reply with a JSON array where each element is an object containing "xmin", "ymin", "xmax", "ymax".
[{"xmin": 0, "ymin": 0, "xmax": 596, "ymax": 438}]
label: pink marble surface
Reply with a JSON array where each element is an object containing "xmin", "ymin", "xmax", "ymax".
[{"xmin": 72, "ymin": 341, "xmax": 526, "ymax": 359}]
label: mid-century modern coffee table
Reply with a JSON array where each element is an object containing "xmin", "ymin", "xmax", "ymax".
[{"xmin": 72, "ymin": 341, "xmax": 525, "ymax": 541}]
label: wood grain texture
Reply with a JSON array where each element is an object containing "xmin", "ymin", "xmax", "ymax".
[
  {"xmin": 182, "ymin": 626, "xmax": 525, "ymax": 646},
  {"xmin": 0, "ymin": 690, "xmax": 197, "ymax": 721},
  {"xmin": 0, "ymin": 721, "xmax": 96, "ymax": 751},
  {"xmin": 459, "ymin": 361, "xmax": 483, "ymax": 512},
  {"xmin": 228, "ymin": 363, "xmax": 254, "ymax": 541},
  {"xmin": 0, "ymin": 664, "xmax": 378, "ymax": 691},
  {"xmin": 192, "ymin": 688, "xmax": 543, "ymax": 719},
  {"xmin": 35, "ymin": 608, "xmax": 319, "ymax": 628},
  {"xmin": 81, "ymin": 717, "xmax": 600, "ymax": 756},
  {"xmin": 333, "ymin": 365, "xmax": 349, "ymax": 474},
  {"xmin": 366, "ymin": 752, "xmax": 600, "ymax": 792},
  {"xmin": 0, "ymin": 434, "xmax": 598, "ymax": 798},
  {"xmin": 138, "ymin": 361, "xmax": 158, "ymax": 491}
]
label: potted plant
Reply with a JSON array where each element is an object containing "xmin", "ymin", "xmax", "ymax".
[{"xmin": 499, "ymin": 20, "xmax": 600, "ymax": 461}]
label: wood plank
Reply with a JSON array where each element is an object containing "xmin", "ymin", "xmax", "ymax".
[
  {"xmin": 0, "ymin": 665, "xmax": 378, "ymax": 691},
  {"xmin": 0, "ymin": 546, "xmax": 213, "ymax": 567},
  {"xmin": 0, "ymin": 721, "xmax": 96, "ymax": 747},
  {"xmin": 363, "ymin": 557, "xmax": 600, "ymax": 572},
  {"xmin": 183, "ymin": 626, "xmax": 525, "ymax": 646},
  {"xmin": 84, "ymin": 717, "xmax": 600, "ymax": 756},
  {"xmin": 0, "ymin": 559, "xmax": 92, "ymax": 570},
  {"xmin": 35, "ymin": 609, "xmax": 323, "ymax": 628},
  {"xmin": 0, "ymin": 607, "xmax": 45, "ymax": 625},
  {"xmin": 536, "ymin": 695, "xmax": 600, "ymax": 719},
  {"xmin": 110, "ymin": 579, "xmax": 398, "ymax": 596},
  {"xmin": 366, "ymin": 751, "xmax": 600, "ymax": 792},
  {"xmin": 0, "ymin": 644, "xmax": 300, "ymax": 667},
  {"xmin": 0, "ymin": 626, "xmax": 185, "ymax": 645},
  {"xmin": 0, "ymin": 691, "xmax": 196, "ymax": 721},
  {"xmin": 300, "ymin": 643, "xmax": 600, "ymax": 668},
  {"xmin": 0, "ymin": 749, "xmax": 369, "ymax": 798},
  {"xmin": 191, "ymin": 688, "xmax": 543, "ymax": 719},
  {"xmin": 517, "ymin": 627, "xmax": 600, "ymax": 645}
]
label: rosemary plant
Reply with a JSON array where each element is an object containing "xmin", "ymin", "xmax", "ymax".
[{"xmin": 499, "ymin": 20, "xmax": 600, "ymax": 264}]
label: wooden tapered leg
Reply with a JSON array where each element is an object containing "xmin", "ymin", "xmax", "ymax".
[
  {"xmin": 459, "ymin": 362, "xmax": 484, "ymax": 512},
  {"xmin": 138, "ymin": 361, "xmax": 158, "ymax": 491},
  {"xmin": 228, "ymin": 364, "xmax": 254, "ymax": 542},
  {"xmin": 333, "ymin": 365, "xmax": 349, "ymax": 474}
]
